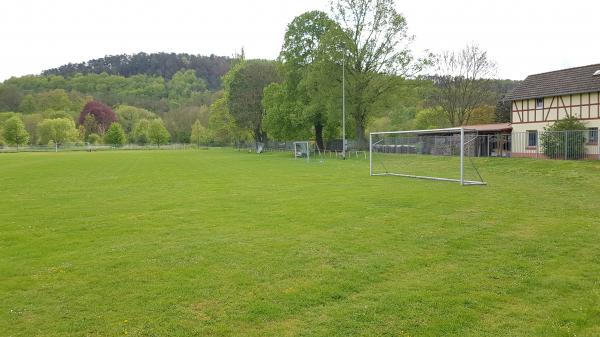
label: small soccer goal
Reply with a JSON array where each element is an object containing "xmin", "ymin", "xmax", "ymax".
[
  {"xmin": 369, "ymin": 127, "xmax": 486, "ymax": 186},
  {"xmin": 293, "ymin": 141, "xmax": 310, "ymax": 160}
]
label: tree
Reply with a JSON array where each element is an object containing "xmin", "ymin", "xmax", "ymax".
[
  {"xmin": 167, "ymin": 69, "xmax": 207, "ymax": 100},
  {"xmin": 207, "ymin": 95, "xmax": 235, "ymax": 145},
  {"xmin": 0, "ymin": 84, "xmax": 23, "ymax": 112},
  {"xmin": 22, "ymin": 113, "xmax": 43, "ymax": 144},
  {"xmin": 225, "ymin": 59, "xmax": 280, "ymax": 146},
  {"xmin": 190, "ymin": 120, "xmax": 212, "ymax": 146},
  {"xmin": 104, "ymin": 123, "xmax": 126, "ymax": 146},
  {"xmin": 148, "ymin": 119, "xmax": 170, "ymax": 147},
  {"xmin": 469, "ymin": 105, "xmax": 496, "ymax": 125},
  {"xmin": 262, "ymin": 83, "xmax": 308, "ymax": 141},
  {"xmin": 413, "ymin": 108, "xmax": 450, "ymax": 130},
  {"xmin": 429, "ymin": 45, "xmax": 497, "ymax": 126},
  {"xmin": 540, "ymin": 116, "xmax": 588, "ymax": 160},
  {"xmin": 3, "ymin": 116, "xmax": 29, "ymax": 150},
  {"xmin": 78, "ymin": 101, "xmax": 117, "ymax": 134},
  {"xmin": 81, "ymin": 114, "xmax": 99, "ymax": 140},
  {"xmin": 114, "ymin": 105, "xmax": 157, "ymax": 137},
  {"xmin": 37, "ymin": 118, "xmax": 79, "ymax": 146},
  {"xmin": 132, "ymin": 119, "xmax": 151, "ymax": 145},
  {"xmin": 265, "ymin": 11, "xmax": 339, "ymax": 148},
  {"xmin": 328, "ymin": 0, "xmax": 425, "ymax": 147}
]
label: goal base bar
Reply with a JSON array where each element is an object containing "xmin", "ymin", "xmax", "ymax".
[{"xmin": 371, "ymin": 173, "xmax": 486, "ymax": 186}]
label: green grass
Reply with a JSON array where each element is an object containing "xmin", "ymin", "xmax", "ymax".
[{"xmin": 1, "ymin": 149, "xmax": 599, "ymax": 337}]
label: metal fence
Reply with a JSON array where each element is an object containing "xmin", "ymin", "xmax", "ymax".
[
  {"xmin": 2, "ymin": 130, "xmax": 598, "ymax": 161},
  {"xmin": 0, "ymin": 143, "xmax": 198, "ymax": 153},
  {"xmin": 457, "ymin": 130, "xmax": 599, "ymax": 160}
]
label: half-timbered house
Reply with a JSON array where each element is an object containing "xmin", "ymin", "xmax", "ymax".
[{"xmin": 506, "ymin": 64, "xmax": 600, "ymax": 157}]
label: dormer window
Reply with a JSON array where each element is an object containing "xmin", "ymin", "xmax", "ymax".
[{"xmin": 535, "ymin": 98, "xmax": 544, "ymax": 109}]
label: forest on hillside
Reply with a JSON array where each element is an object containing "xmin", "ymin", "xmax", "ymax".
[{"xmin": 0, "ymin": 0, "xmax": 520, "ymax": 149}]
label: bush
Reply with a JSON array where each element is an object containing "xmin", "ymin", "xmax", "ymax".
[
  {"xmin": 540, "ymin": 116, "xmax": 588, "ymax": 160},
  {"xmin": 87, "ymin": 133, "xmax": 102, "ymax": 145}
]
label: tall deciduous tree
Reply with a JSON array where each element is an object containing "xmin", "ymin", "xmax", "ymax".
[
  {"xmin": 3, "ymin": 116, "xmax": 29, "ymax": 150},
  {"xmin": 263, "ymin": 11, "xmax": 339, "ymax": 149},
  {"xmin": 148, "ymin": 119, "xmax": 170, "ymax": 147},
  {"xmin": 429, "ymin": 45, "xmax": 497, "ymax": 126},
  {"xmin": 328, "ymin": 0, "xmax": 425, "ymax": 147},
  {"xmin": 208, "ymin": 95, "xmax": 237, "ymax": 145},
  {"xmin": 133, "ymin": 119, "xmax": 151, "ymax": 145},
  {"xmin": 104, "ymin": 123, "xmax": 126, "ymax": 146},
  {"xmin": 78, "ymin": 101, "xmax": 117, "ymax": 135},
  {"xmin": 224, "ymin": 59, "xmax": 280, "ymax": 146},
  {"xmin": 37, "ymin": 118, "xmax": 79, "ymax": 146},
  {"xmin": 190, "ymin": 120, "xmax": 211, "ymax": 146}
]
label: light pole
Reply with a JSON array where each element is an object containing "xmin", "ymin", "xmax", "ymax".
[{"xmin": 342, "ymin": 57, "xmax": 346, "ymax": 160}]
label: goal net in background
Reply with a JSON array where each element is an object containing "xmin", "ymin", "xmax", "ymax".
[
  {"xmin": 369, "ymin": 128, "xmax": 486, "ymax": 186},
  {"xmin": 293, "ymin": 141, "xmax": 311, "ymax": 160}
]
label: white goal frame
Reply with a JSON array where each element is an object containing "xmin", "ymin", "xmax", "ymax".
[
  {"xmin": 293, "ymin": 141, "xmax": 310, "ymax": 160},
  {"xmin": 369, "ymin": 127, "xmax": 486, "ymax": 186}
]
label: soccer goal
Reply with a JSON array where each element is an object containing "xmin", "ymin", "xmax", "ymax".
[
  {"xmin": 293, "ymin": 141, "xmax": 310, "ymax": 160},
  {"xmin": 369, "ymin": 128, "xmax": 486, "ymax": 186}
]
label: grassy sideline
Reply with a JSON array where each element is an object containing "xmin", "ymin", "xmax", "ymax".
[{"xmin": 1, "ymin": 149, "xmax": 599, "ymax": 336}]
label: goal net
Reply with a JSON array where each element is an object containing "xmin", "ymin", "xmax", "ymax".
[
  {"xmin": 369, "ymin": 128, "xmax": 486, "ymax": 186},
  {"xmin": 293, "ymin": 141, "xmax": 310, "ymax": 160}
]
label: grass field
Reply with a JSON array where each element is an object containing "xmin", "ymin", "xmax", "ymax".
[{"xmin": 1, "ymin": 149, "xmax": 599, "ymax": 337}]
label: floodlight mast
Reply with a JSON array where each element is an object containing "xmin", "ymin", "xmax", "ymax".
[{"xmin": 342, "ymin": 57, "xmax": 346, "ymax": 160}]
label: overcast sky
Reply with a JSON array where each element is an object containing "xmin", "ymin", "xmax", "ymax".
[{"xmin": 1, "ymin": 0, "xmax": 598, "ymax": 81}]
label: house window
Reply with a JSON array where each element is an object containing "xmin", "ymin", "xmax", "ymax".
[
  {"xmin": 587, "ymin": 127, "xmax": 598, "ymax": 144},
  {"xmin": 527, "ymin": 130, "xmax": 538, "ymax": 147},
  {"xmin": 535, "ymin": 98, "xmax": 544, "ymax": 109}
]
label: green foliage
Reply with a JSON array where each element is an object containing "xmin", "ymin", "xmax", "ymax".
[
  {"xmin": 190, "ymin": 120, "xmax": 212, "ymax": 146},
  {"xmin": 167, "ymin": 69, "xmax": 207, "ymax": 101},
  {"xmin": 104, "ymin": 123, "xmax": 126, "ymax": 146},
  {"xmin": 87, "ymin": 133, "xmax": 102, "ymax": 145},
  {"xmin": 208, "ymin": 95, "xmax": 237, "ymax": 145},
  {"xmin": 22, "ymin": 113, "xmax": 43, "ymax": 144},
  {"xmin": 264, "ymin": 11, "xmax": 339, "ymax": 147},
  {"xmin": 162, "ymin": 105, "xmax": 210, "ymax": 143},
  {"xmin": 0, "ymin": 84, "xmax": 23, "ymax": 111},
  {"xmin": 148, "ymin": 119, "xmax": 170, "ymax": 146},
  {"xmin": 262, "ymin": 83, "xmax": 308, "ymax": 141},
  {"xmin": 413, "ymin": 108, "xmax": 450, "ymax": 130},
  {"xmin": 328, "ymin": 0, "xmax": 425, "ymax": 146},
  {"xmin": 224, "ymin": 59, "xmax": 280, "ymax": 142},
  {"xmin": 132, "ymin": 119, "xmax": 151, "ymax": 145},
  {"xmin": 541, "ymin": 117, "xmax": 588, "ymax": 160},
  {"xmin": 468, "ymin": 105, "xmax": 496, "ymax": 125},
  {"xmin": 114, "ymin": 104, "xmax": 157, "ymax": 136},
  {"xmin": 37, "ymin": 118, "xmax": 79, "ymax": 146},
  {"xmin": 2, "ymin": 116, "xmax": 29, "ymax": 148}
]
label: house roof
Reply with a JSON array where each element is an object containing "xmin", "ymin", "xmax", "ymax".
[
  {"xmin": 464, "ymin": 123, "xmax": 512, "ymax": 133},
  {"xmin": 505, "ymin": 64, "xmax": 600, "ymax": 101}
]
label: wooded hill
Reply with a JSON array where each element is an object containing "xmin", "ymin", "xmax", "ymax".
[{"xmin": 42, "ymin": 52, "xmax": 233, "ymax": 90}]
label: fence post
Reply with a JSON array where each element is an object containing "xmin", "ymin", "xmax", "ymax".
[
  {"xmin": 460, "ymin": 128, "xmax": 464, "ymax": 185},
  {"xmin": 564, "ymin": 131, "xmax": 568, "ymax": 160}
]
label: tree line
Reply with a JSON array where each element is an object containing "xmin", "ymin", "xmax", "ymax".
[{"xmin": 0, "ymin": 0, "xmax": 519, "ymax": 151}]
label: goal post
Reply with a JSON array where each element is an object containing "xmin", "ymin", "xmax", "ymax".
[
  {"xmin": 369, "ymin": 127, "xmax": 486, "ymax": 186},
  {"xmin": 293, "ymin": 141, "xmax": 310, "ymax": 160}
]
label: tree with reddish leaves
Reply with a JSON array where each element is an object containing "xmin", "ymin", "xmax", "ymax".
[{"xmin": 78, "ymin": 101, "xmax": 117, "ymax": 135}]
